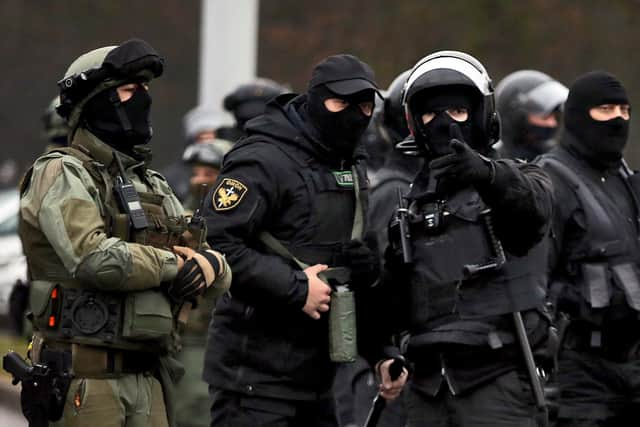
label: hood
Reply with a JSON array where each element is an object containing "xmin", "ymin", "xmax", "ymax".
[{"xmin": 243, "ymin": 93, "xmax": 367, "ymax": 166}]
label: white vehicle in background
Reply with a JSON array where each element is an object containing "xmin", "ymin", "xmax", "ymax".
[{"xmin": 0, "ymin": 189, "xmax": 27, "ymax": 321}]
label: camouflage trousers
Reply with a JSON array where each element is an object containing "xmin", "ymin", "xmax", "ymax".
[
  {"xmin": 51, "ymin": 373, "xmax": 168, "ymax": 427},
  {"xmin": 174, "ymin": 343, "xmax": 210, "ymax": 427}
]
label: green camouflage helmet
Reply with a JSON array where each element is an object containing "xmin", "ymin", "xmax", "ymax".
[
  {"xmin": 42, "ymin": 96, "xmax": 69, "ymax": 143},
  {"xmin": 56, "ymin": 38, "xmax": 164, "ymax": 135}
]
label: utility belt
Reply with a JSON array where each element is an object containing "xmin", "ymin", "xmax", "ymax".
[
  {"xmin": 410, "ymin": 341, "xmax": 521, "ymax": 375},
  {"xmin": 30, "ymin": 281, "xmax": 175, "ymax": 353},
  {"xmin": 409, "ymin": 310, "xmax": 550, "ymax": 355},
  {"xmin": 37, "ymin": 342, "xmax": 158, "ymax": 378}
]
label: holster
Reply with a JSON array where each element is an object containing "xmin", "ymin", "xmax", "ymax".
[{"xmin": 20, "ymin": 348, "xmax": 72, "ymax": 425}]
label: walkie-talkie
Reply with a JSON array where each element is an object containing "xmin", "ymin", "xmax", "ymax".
[{"xmin": 113, "ymin": 152, "xmax": 149, "ymax": 231}]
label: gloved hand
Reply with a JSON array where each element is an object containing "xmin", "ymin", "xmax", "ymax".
[
  {"xmin": 429, "ymin": 123, "xmax": 494, "ymax": 188},
  {"xmin": 165, "ymin": 246, "xmax": 224, "ymax": 302},
  {"xmin": 341, "ymin": 239, "xmax": 380, "ymax": 289}
]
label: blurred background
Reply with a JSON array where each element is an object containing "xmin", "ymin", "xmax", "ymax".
[{"xmin": 2, "ymin": 0, "xmax": 640, "ymax": 181}]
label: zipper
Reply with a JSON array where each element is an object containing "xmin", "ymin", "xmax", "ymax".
[{"xmin": 440, "ymin": 353, "xmax": 457, "ymax": 396}]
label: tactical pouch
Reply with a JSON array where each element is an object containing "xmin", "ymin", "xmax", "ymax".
[
  {"xmin": 30, "ymin": 280, "xmax": 57, "ymax": 331},
  {"xmin": 320, "ymin": 268, "xmax": 357, "ymax": 363},
  {"xmin": 581, "ymin": 263, "xmax": 610, "ymax": 308},
  {"xmin": 122, "ymin": 290, "xmax": 173, "ymax": 341},
  {"xmin": 611, "ymin": 262, "xmax": 640, "ymax": 310},
  {"xmin": 111, "ymin": 213, "xmax": 130, "ymax": 240}
]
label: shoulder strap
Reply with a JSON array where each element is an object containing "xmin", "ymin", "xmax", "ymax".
[
  {"xmin": 538, "ymin": 154, "xmax": 616, "ymax": 234},
  {"xmin": 259, "ymin": 166, "xmax": 363, "ymax": 268},
  {"xmin": 258, "ymin": 231, "xmax": 309, "ymax": 270}
]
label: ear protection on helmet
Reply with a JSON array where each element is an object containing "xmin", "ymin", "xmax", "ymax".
[
  {"xmin": 400, "ymin": 50, "xmax": 500, "ymax": 150},
  {"xmin": 57, "ymin": 39, "xmax": 164, "ymax": 120}
]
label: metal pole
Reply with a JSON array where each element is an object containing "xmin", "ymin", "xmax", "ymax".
[{"xmin": 198, "ymin": 0, "xmax": 259, "ymax": 118}]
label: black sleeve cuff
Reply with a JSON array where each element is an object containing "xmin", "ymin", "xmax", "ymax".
[{"xmin": 290, "ymin": 269, "xmax": 309, "ymax": 310}]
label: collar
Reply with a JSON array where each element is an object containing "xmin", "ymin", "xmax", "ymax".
[
  {"xmin": 71, "ymin": 127, "xmax": 145, "ymax": 171},
  {"xmin": 560, "ymin": 130, "xmax": 622, "ymax": 172}
]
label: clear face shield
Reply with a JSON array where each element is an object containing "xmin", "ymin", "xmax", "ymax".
[{"xmin": 521, "ymin": 80, "xmax": 569, "ymax": 115}]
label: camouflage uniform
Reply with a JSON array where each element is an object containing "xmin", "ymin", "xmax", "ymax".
[{"xmin": 19, "ymin": 39, "xmax": 230, "ymax": 427}]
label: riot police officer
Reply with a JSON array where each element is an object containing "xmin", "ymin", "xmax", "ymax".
[
  {"xmin": 495, "ymin": 70, "xmax": 568, "ymax": 161},
  {"xmin": 536, "ymin": 71, "xmax": 640, "ymax": 426},
  {"xmin": 216, "ymin": 77, "xmax": 289, "ymax": 142},
  {"xmin": 369, "ymin": 51, "xmax": 553, "ymax": 426},
  {"xmin": 202, "ymin": 54, "xmax": 381, "ymax": 426},
  {"xmin": 17, "ymin": 39, "xmax": 231, "ymax": 427}
]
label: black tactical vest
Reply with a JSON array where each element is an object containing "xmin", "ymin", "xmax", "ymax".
[
  {"xmin": 538, "ymin": 147, "xmax": 640, "ymax": 314},
  {"xmin": 266, "ymin": 142, "xmax": 369, "ymax": 266},
  {"xmin": 394, "ymin": 185, "xmax": 546, "ymax": 347}
]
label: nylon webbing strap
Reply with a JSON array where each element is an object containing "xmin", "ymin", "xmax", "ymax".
[
  {"xmin": 351, "ymin": 165, "xmax": 364, "ymax": 240},
  {"xmin": 258, "ymin": 231, "xmax": 309, "ymax": 270},
  {"xmin": 259, "ymin": 165, "xmax": 364, "ymax": 268},
  {"xmin": 540, "ymin": 156, "xmax": 616, "ymax": 234}
]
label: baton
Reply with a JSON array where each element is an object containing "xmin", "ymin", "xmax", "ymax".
[{"xmin": 364, "ymin": 355, "xmax": 405, "ymax": 427}]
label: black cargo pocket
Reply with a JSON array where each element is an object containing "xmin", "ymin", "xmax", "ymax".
[{"xmin": 612, "ymin": 263, "xmax": 640, "ymax": 310}]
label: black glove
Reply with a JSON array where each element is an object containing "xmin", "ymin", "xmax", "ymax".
[
  {"xmin": 166, "ymin": 258, "xmax": 205, "ymax": 303},
  {"xmin": 166, "ymin": 247, "xmax": 223, "ymax": 304},
  {"xmin": 429, "ymin": 123, "xmax": 494, "ymax": 188},
  {"xmin": 341, "ymin": 239, "xmax": 380, "ymax": 289}
]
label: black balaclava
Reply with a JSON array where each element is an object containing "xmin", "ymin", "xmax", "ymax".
[
  {"xmin": 563, "ymin": 71, "xmax": 630, "ymax": 168},
  {"xmin": 83, "ymin": 84, "xmax": 153, "ymax": 157},
  {"xmin": 508, "ymin": 119, "xmax": 558, "ymax": 161},
  {"xmin": 524, "ymin": 119, "xmax": 557, "ymax": 149},
  {"xmin": 412, "ymin": 86, "xmax": 476, "ymax": 158},
  {"xmin": 305, "ymin": 84, "xmax": 374, "ymax": 158}
]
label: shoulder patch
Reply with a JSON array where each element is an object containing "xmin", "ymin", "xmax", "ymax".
[{"xmin": 213, "ymin": 178, "xmax": 248, "ymax": 211}]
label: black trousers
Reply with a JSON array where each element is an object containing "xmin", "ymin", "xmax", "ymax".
[
  {"xmin": 209, "ymin": 387, "xmax": 338, "ymax": 427},
  {"xmin": 333, "ymin": 358, "xmax": 407, "ymax": 427},
  {"xmin": 405, "ymin": 370, "xmax": 541, "ymax": 427},
  {"xmin": 555, "ymin": 350, "xmax": 640, "ymax": 427}
]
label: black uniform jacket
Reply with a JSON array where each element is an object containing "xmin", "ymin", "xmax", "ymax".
[
  {"xmin": 202, "ymin": 93, "xmax": 368, "ymax": 400},
  {"xmin": 361, "ymin": 150, "xmax": 554, "ymax": 395},
  {"xmin": 541, "ymin": 137, "xmax": 640, "ymax": 357}
]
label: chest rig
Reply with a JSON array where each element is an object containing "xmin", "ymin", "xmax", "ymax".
[
  {"xmin": 22, "ymin": 144, "xmax": 189, "ymax": 353},
  {"xmin": 539, "ymin": 148, "xmax": 640, "ymax": 316},
  {"xmin": 389, "ymin": 184, "xmax": 546, "ymax": 342}
]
